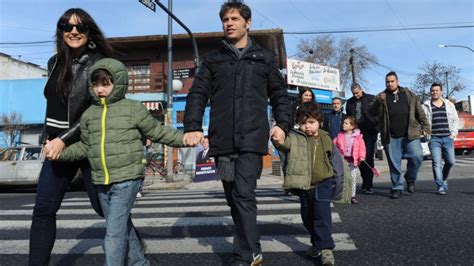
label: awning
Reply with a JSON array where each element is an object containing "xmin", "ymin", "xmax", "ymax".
[{"xmin": 142, "ymin": 101, "xmax": 164, "ymax": 111}]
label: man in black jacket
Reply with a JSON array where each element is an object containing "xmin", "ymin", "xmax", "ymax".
[
  {"xmin": 346, "ymin": 83, "xmax": 378, "ymax": 194},
  {"xmin": 183, "ymin": 2, "xmax": 291, "ymax": 265}
]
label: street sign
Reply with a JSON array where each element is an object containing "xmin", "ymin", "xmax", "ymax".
[{"xmin": 139, "ymin": 0, "xmax": 156, "ymax": 12}]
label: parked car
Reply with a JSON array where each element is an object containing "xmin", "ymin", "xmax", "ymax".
[{"xmin": 0, "ymin": 145, "xmax": 83, "ymax": 189}]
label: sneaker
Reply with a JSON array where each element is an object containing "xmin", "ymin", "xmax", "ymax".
[
  {"xmin": 321, "ymin": 249, "xmax": 335, "ymax": 266},
  {"xmin": 305, "ymin": 246, "xmax": 321, "ymax": 258},
  {"xmin": 136, "ymin": 192, "xmax": 143, "ymax": 198},
  {"xmin": 390, "ymin": 190, "xmax": 402, "ymax": 199},
  {"xmin": 407, "ymin": 182, "xmax": 415, "ymax": 194},
  {"xmin": 351, "ymin": 197, "xmax": 359, "ymax": 204},
  {"xmin": 250, "ymin": 253, "xmax": 263, "ymax": 266},
  {"xmin": 363, "ymin": 188, "xmax": 374, "ymax": 194},
  {"xmin": 438, "ymin": 188, "xmax": 446, "ymax": 195}
]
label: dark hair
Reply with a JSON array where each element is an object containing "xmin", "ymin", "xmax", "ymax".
[
  {"xmin": 431, "ymin": 82, "xmax": 443, "ymax": 90},
  {"xmin": 91, "ymin": 69, "xmax": 113, "ymax": 85},
  {"xmin": 344, "ymin": 116, "xmax": 358, "ymax": 129},
  {"xmin": 219, "ymin": 1, "xmax": 252, "ymax": 21},
  {"xmin": 297, "ymin": 88, "xmax": 316, "ymax": 104},
  {"xmin": 55, "ymin": 8, "xmax": 114, "ymax": 100},
  {"xmin": 386, "ymin": 71, "xmax": 398, "ymax": 80},
  {"xmin": 296, "ymin": 102, "xmax": 323, "ymax": 124},
  {"xmin": 332, "ymin": 97, "xmax": 343, "ymax": 104},
  {"xmin": 350, "ymin": 82, "xmax": 362, "ymax": 91}
]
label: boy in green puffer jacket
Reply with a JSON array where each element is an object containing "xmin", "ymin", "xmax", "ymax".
[
  {"xmin": 272, "ymin": 101, "xmax": 336, "ymax": 266},
  {"xmin": 58, "ymin": 58, "xmax": 184, "ymax": 265}
]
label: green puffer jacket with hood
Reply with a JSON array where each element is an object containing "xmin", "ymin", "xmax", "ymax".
[
  {"xmin": 60, "ymin": 58, "xmax": 184, "ymax": 185},
  {"xmin": 276, "ymin": 129, "xmax": 334, "ymax": 190}
]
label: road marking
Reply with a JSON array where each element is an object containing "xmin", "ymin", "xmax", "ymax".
[
  {"xmin": 1, "ymin": 233, "xmax": 356, "ymax": 254},
  {"xmin": 0, "ymin": 213, "xmax": 341, "ymax": 229},
  {"xmin": 22, "ymin": 196, "xmax": 301, "ymax": 207},
  {"xmin": 1, "ymin": 203, "xmax": 301, "ymax": 215}
]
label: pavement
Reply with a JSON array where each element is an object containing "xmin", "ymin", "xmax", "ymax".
[{"xmin": 143, "ymin": 157, "xmax": 393, "ymax": 191}]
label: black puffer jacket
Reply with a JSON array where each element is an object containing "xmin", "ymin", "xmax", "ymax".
[
  {"xmin": 346, "ymin": 92, "xmax": 378, "ymax": 135},
  {"xmin": 43, "ymin": 52, "xmax": 104, "ymax": 145},
  {"xmin": 184, "ymin": 40, "xmax": 291, "ymax": 156}
]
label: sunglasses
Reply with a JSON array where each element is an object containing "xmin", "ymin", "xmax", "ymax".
[{"xmin": 58, "ymin": 22, "xmax": 89, "ymax": 34}]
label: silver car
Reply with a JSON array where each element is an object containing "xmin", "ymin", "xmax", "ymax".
[{"xmin": 0, "ymin": 146, "xmax": 44, "ymax": 185}]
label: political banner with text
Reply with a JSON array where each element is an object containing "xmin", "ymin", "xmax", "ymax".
[{"xmin": 287, "ymin": 59, "xmax": 341, "ymax": 91}]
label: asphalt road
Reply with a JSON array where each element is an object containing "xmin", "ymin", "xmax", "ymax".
[{"xmin": 0, "ymin": 155, "xmax": 473, "ymax": 265}]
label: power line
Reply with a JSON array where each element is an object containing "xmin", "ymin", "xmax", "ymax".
[
  {"xmin": 284, "ymin": 24, "xmax": 473, "ymax": 35},
  {"xmin": 0, "ymin": 41, "xmax": 54, "ymax": 45},
  {"xmin": 352, "ymin": 49, "xmax": 418, "ymax": 76}
]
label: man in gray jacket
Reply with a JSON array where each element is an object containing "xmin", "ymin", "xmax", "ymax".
[
  {"xmin": 369, "ymin": 71, "xmax": 430, "ymax": 199},
  {"xmin": 422, "ymin": 83, "xmax": 459, "ymax": 195}
]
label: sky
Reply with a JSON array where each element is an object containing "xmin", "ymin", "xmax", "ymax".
[{"xmin": 0, "ymin": 0, "xmax": 473, "ymax": 100}]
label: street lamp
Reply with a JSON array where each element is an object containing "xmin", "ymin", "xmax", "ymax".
[{"xmin": 438, "ymin": 44, "xmax": 474, "ymax": 52}]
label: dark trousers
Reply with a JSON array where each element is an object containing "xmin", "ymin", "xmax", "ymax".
[
  {"xmin": 359, "ymin": 133, "xmax": 377, "ymax": 190},
  {"xmin": 221, "ymin": 152, "xmax": 263, "ymax": 264},
  {"xmin": 29, "ymin": 159, "xmax": 102, "ymax": 266},
  {"xmin": 297, "ymin": 177, "xmax": 335, "ymax": 250}
]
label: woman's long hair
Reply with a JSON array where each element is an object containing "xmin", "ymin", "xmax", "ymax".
[
  {"xmin": 297, "ymin": 88, "xmax": 316, "ymax": 105},
  {"xmin": 55, "ymin": 8, "xmax": 114, "ymax": 100}
]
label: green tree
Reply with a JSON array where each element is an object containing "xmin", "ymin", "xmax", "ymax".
[
  {"xmin": 413, "ymin": 61, "xmax": 466, "ymax": 102},
  {"xmin": 296, "ymin": 35, "xmax": 378, "ymax": 93}
]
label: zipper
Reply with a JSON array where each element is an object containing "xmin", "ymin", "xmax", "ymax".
[{"xmin": 100, "ymin": 98, "xmax": 110, "ymax": 185}]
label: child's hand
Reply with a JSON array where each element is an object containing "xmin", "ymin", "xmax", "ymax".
[{"xmin": 271, "ymin": 132, "xmax": 285, "ymax": 146}]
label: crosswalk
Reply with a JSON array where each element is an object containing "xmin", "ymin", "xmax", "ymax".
[{"xmin": 0, "ymin": 188, "xmax": 356, "ymax": 264}]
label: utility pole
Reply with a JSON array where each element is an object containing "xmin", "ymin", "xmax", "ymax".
[
  {"xmin": 166, "ymin": 0, "xmax": 174, "ymax": 182},
  {"xmin": 349, "ymin": 48, "xmax": 356, "ymax": 84},
  {"xmin": 445, "ymin": 71, "xmax": 449, "ymax": 99}
]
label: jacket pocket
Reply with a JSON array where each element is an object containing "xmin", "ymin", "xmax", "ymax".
[{"xmin": 315, "ymin": 178, "xmax": 332, "ymax": 202}]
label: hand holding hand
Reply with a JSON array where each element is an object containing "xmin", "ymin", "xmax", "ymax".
[
  {"xmin": 183, "ymin": 132, "xmax": 204, "ymax": 147},
  {"xmin": 43, "ymin": 138, "xmax": 65, "ymax": 160}
]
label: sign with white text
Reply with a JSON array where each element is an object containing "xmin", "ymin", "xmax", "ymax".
[
  {"xmin": 287, "ymin": 59, "xmax": 340, "ymax": 91},
  {"xmin": 194, "ymin": 163, "xmax": 217, "ymax": 182},
  {"xmin": 139, "ymin": 0, "xmax": 156, "ymax": 12}
]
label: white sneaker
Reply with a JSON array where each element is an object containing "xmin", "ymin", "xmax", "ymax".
[{"xmin": 136, "ymin": 192, "xmax": 143, "ymax": 198}]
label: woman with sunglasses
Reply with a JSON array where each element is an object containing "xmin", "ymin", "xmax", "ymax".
[{"xmin": 28, "ymin": 8, "xmax": 119, "ymax": 265}]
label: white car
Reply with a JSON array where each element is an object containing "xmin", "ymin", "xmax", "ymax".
[
  {"xmin": 0, "ymin": 145, "xmax": 83, "ymax": 188},
  {"xmin": 0, "ymin": 146, "xmax": 44, "ymax": 185}
]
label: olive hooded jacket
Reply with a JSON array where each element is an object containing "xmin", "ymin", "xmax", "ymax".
[{"xmin": 60, "ymin": 58, "xmax": 183, "ymax": 185}]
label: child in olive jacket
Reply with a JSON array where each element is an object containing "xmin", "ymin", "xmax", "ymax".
[
  {"xmin": 59, "ymin": 58, "xmax": 184, "ymax": 266},
  {"xmin": 272, "ymin": 101, "xmax": 336, "ymax": 266}
]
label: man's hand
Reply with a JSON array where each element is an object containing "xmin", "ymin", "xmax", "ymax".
[
  {"xmin": 183, "ymin": 131, "xmax": 204, "ymax": 147},
  {"xmin": 270, "ymin": 126, "xmax": 286, "ymax": 145},
  {"xmin": 43, "ymin": 138, "xmax": 65, "ymax": 160}
]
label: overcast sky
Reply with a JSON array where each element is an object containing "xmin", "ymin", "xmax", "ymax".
[{"xmin": 0, "ymin": 0, "xmax": 472, "ymax": 99}]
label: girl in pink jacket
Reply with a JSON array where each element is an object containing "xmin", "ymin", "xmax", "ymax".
[{"xmin": 333, "ymin": 116, "xmax": 366, "ymax": 204}]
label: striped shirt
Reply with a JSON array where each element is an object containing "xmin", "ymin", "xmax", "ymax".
[{"xmin": 431, "ymin": 102, "xmax": 450, "ymax": 137}]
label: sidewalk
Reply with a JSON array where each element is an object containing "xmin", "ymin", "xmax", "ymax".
[{"xmin": 142, "ymin": 157, "xmax": 398, "ymax": 192}]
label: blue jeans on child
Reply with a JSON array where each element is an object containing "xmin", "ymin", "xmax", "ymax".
[
  {"xmin": 296, "ymin": 177, "xmax": 335, "ymax": 251},
  {"xmin": 97, "ymin": 178, "xmax": 149, "ymax": 266},
  {"xmin": 384, "ymin": 137, "xmax": 423, "ymax": 191},
  {"xmin": 428, "ymin": 136, "xmax": 455, "ymax": 191}
]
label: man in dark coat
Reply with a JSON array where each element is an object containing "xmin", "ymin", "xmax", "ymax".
[
  {"xmin": 183, "ymin": 2, "xmax": 291, "ymax": 265},
  {"xmin": 323, "ymin": 97, "xmax": 347, "ymax": 139},
  {"xmin": 346, "ymin": 83, "xmax": 378, "ymax": 194}
]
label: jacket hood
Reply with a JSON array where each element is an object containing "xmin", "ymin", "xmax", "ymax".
[{"xmin": 88, "ymin": 58, "xmax": 128, "ymax": 105}]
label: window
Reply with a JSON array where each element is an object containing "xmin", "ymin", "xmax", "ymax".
[{"xmin": 127, "ymin": 65, "xmax": 150, "ymax": 91}]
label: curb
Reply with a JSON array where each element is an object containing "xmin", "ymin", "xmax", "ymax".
[{"xmin": 143, "ymin": 179, "xmax": 191, "ymax": 191}]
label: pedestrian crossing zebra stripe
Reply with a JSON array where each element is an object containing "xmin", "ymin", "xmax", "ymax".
[
  {"xmin": 22, "ymin": 196, "xmax": 301, "ymax": 207},
  {"xmin": 0, "ymin": 202, "xmax": 302, "ymax": 216},
  {"xmin": 0, "ymin": 213, "xmax": 342, "ymax": 230},
  {"xmin": 1, "ymin": 233, "xmax": 356, "ymax": 254}
]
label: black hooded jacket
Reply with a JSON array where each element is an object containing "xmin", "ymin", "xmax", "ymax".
[{"xmin": 184, "ymin": 39, "xmax": 292, "ymax": 156}]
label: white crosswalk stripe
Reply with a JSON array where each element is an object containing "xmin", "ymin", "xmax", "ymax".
[{"xmin": 0, "ymin": 188, "xmax": 356, "ymax": 260}]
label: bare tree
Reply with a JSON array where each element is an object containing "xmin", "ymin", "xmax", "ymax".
[
  {"xmin": 296, "ymin": 35, "xmax": 378, "ymax": 93},
  {"xmin": 1, "ymin": 112, "xmax": 27, "ymax": 147},
  {"xmin": 413, "ymin": 61, "xmax": 466, "ymax": 102}
]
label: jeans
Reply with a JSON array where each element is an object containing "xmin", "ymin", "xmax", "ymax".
[
  {"xmin": 29, "ymin": 159, "xmax": 102, "ymax": 266},
  {"xmin": 97, "ymin": 179, "xmax": 149, "ymax": 266},
  {"xmin": 384, "ymin": 137, "xmax": 423, "ymax": 191},
  {"xmin": 220, "ymin": 152, "xmax": 262, "ymax": 264},
  {"xmin": 428, "ymin": 136, "xmax": 455, "ymax": 191},
  {"xmin": 297, "ymin": 177, "xmax": 335, "ymax": 251},
  {"xmin": 359, "ymin": 133, "xmax": 377, "ymax": 189}
]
